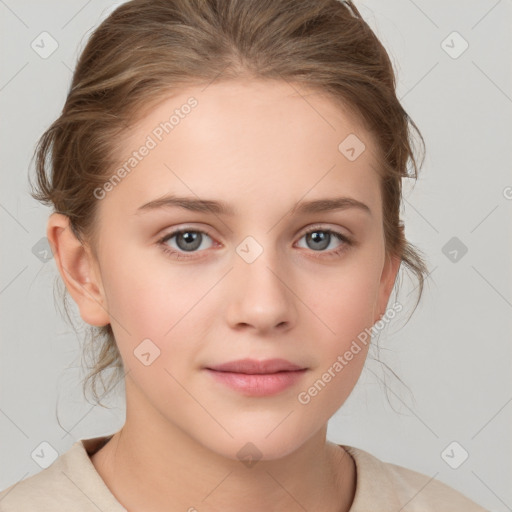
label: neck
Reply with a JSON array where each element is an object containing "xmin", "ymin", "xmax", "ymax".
[{"xmin": 90, "ymin": 384, "xmax": 356, "ymax": 512}]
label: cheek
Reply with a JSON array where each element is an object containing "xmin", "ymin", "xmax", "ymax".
[
  {"xmin": 311, "ymin": 248, "xmax": 384, "ymax": 346},
  {"xmin": 97, "ymin": 243, "xmax": 196, "ymax": 353},
  {"xmin": 298, "ymin": 248, "xmax": 384, "ymax": 408},
  {"xmin": 100, "ymin": 253, "xmax": 207, "ymax": 414}
]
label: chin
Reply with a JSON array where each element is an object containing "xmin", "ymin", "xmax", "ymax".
[{"xmin": 196, "ymin": 422, "xmax": 317, "ymax": 464}]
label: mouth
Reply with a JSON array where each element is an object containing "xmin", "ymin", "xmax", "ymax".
[
  {"xmin": 204, "ymin": 358, "xmax": 308, "ymax": 396},
  {"xmin": 205, "ymin": 358, "xmax": 306, "ymax": 374}
]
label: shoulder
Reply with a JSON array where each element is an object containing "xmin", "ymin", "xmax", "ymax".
[
  {"xmin": 0, "ymin": 436, "xmax": 125, "ymax": 512},
  {"xmin": 0, "ymin": 444, "xmax": 81, "ymax": 511},
  {"xmin": 342, "ymin": 445, "xmax": 489, "ymax": 512}
]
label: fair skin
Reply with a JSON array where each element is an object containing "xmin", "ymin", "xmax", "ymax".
[{"xmin": 47, "ymin": 79, "xmax": 401, "ymax": 512}]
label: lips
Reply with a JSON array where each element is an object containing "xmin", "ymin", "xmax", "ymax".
[
  {"xmin": 206, "ymin": 358, "xmax": 305, "ymax": 374},
  {"xmin": 204, "ymin": 358, "xmax": 307, "ymax": 396}
]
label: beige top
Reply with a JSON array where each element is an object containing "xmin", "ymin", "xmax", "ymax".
[{"xmin": 0, "ymin": 435, "xmax": 488, "ymax": 511}]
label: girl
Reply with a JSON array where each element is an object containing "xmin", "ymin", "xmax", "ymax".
[{"xmin": 0, "ymin": 0, "xmax": 489, "ymax": 510}]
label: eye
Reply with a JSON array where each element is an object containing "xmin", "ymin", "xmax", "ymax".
[
  {"xmin": 157, "ymin": 228, "xmax": 214, "ymax": 260},
  {"xmin": 157, "ymin": 225, "xmax": 354, "ymax": 261},
  {"xmin": 295, "ymin": 226, "xmax": 353, "ymax": 258}
]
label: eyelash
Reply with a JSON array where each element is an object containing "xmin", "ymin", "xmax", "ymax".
[{"xmin": 157, "ymin": 225, "xmax": 354, "ymax": 261}]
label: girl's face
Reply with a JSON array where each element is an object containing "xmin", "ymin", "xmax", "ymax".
[{"xmin": 69, "ymin": 79, "xmax": 399, "ymax": 460}]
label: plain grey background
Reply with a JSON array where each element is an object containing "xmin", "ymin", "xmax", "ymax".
[{"xmin": 1, "ymin": 0, "xmax": 511, "ymax": 510}]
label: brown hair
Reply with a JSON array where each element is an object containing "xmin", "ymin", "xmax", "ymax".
[{"xmin": 30, "ymin": 0, "xmax": 428, "ymax": 406}]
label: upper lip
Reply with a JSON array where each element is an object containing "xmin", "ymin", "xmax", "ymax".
[{"xmin": 206, "ymin": 358, "xmax": 306, "ymax": 374}]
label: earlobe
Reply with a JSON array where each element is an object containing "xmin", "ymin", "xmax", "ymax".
[{"xmin": 46, "ymin": 213, "xmax": 110, "ymax": 327}]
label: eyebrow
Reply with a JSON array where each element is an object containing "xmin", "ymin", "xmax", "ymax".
[{"xmin": 136, "ymin": 195, "xmax": 371, "ymax": 216}]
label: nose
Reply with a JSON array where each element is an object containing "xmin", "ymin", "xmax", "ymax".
[{"xmin": 224, "ymin": 245, "xmax": 298, "ymax": 335}]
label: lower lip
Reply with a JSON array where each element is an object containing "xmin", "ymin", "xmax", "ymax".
[{"xmin": 205, "ymin": 369, "xmax": 307, "ymax": 396}]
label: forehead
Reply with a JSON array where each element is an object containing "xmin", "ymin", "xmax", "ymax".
[{"xmin": 101, "ymin": 79, "xmax": 383, "ymax": 220}]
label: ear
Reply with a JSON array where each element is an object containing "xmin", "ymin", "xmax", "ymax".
[
  {"xmin": 374, "ymin": 250, "xmax": 402, "ymax": 324},
  {"xmin": 46, "ymin": 213, "xmax": 110, "ymax": 327}
]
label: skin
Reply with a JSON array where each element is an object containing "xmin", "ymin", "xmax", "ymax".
[{"xmin": 47, "ymin": 79, "xmax": 401, "ymax": 512}]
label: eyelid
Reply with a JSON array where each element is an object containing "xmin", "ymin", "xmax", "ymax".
[
  {"xmin": 298, "ymin": 223, "xmax": 351, "ymax": 238},
  {"xmin": 157, "ymin": 223, "xmax": 214, "ymax": 240}
]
